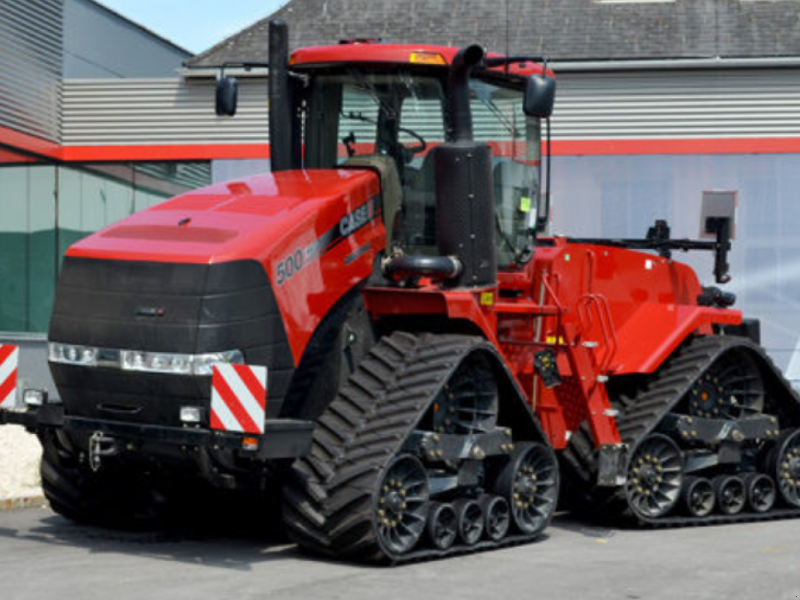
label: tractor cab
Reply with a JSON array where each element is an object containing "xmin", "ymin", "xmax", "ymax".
[{"xmin": 217, "ymin": 33, "xmax": 555, "ymax": 273}]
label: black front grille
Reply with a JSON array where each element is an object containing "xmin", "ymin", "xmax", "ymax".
[{"xmin": 49, "ymin": 258, "xmax": 295, "ymax": 424}]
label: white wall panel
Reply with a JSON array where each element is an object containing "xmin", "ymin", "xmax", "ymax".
[
  {"xmin": 62, "ymin": 68, "xmax": 800, "ymax": 147},
  {"xmin": 62, "ymin": 79, "xmax": 268, "ymax": 145},
  {"xmin": 0, "ymin": 0, "xmax": 63, "ymax": 142}
]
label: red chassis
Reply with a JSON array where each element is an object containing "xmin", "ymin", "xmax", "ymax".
[{"xmin": 364, "ymin": 237, "xmax": 741, "ymax": 451}]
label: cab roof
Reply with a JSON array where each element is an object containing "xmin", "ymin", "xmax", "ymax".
[{"xmin": 290, "ymin": 43, "xmax": 554, "ymax": 78}]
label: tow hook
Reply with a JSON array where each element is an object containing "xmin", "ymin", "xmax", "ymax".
[{"xmin": 89, "ymin": 431, "xmax": 119, "ymax": 472}]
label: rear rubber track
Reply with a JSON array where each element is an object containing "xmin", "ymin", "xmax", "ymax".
[{"xmin": 561, "ymin": 334, "xmax": 800, "ymax": 527}]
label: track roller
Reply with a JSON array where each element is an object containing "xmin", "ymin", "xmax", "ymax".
[
  {"xmin": 426, "ymin": 502, "xmax": 457, "ymax": 550},
  {"xmin": 453, "ymin": 499, "xmax": 484, "ymax": 545},
  {"xmin": 744, "ymin": 473, "xmax": 776, "ymax": 514},
  {"xmin": 682, "ymin": 476, "xmax": 715, "ymax": 517},
  {"xmin": 479, "ymin": 495, "xmax": 510, "ymax": 541},
  {"xmin": 713, "ymin": 475, "xmax": 746, "ymax": 515}
]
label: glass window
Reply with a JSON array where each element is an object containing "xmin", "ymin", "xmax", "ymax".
[
  {"xmin": 470, "ymin": 79, "xmax": 542, "ymax": 267},
  {"xmin": 306, "ymin": 70, "xmax": 447, "ymax": 254},
  {"xmin": 0, "ymin": 152, "xmax": 57, "ymax": 333},
  {"xmin": 0, "ymin": 156, "xmax": 210, "ymax": 334}
]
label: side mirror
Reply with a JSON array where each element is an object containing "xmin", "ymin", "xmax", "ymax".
[
  {"xmin": 700, "ymin": 190, "xmax": 738, "ymax": 284},
  {"xmin": 524, "ymin": 74, "xmax": 556, "ymax": 118},
  {"xmin": 215, "ymin": 77, "xmax": 238, "ymax": 116}
]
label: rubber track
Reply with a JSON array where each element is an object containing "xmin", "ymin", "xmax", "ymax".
[
  {"xmin": 561, "ymin": 334, "xmax": 800, "ymax": 527},
  {"xmin": 281, "ymin": 331, "xmax": 549, "ymax": 564}
]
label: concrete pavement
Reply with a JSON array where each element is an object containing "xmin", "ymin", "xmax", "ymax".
[{"xmin": 0, "ymin": 508, "xmax": 799, "ymax": 600}]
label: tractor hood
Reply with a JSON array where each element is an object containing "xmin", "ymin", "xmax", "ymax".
[
  {"xmin": 50, "ymin": 168, "xmax": 386, "ymax": 422},
  {"xmin": 67, "ymin": 168, "xmax": 381, "ymax": 265}
]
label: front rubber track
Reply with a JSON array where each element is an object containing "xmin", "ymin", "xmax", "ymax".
[{"xmin": 280, "ymin": 331, "xmax": 555, "ymax": 564}]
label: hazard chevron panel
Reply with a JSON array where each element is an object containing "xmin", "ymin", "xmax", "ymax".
[
  {"xmin": 0, "ymin": 345, "xmax": 19, "ymax": 409},
  {"xmin": 210, "ymin": 364, "xmax": 268, "ymax": 434}
]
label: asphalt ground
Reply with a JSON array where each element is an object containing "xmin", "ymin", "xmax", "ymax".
[{"xmin": 0, "ymin": 507, "xmax": 799, "ymax": 600}]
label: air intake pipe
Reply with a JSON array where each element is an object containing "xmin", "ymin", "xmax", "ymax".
[
  {"xmin": 269, "ymin": 19, "xmax": 298, "ymax": 171},
  {"xmin": 448, "ymin": 45, "xmax": 485, "ymax": 142},
  {"xmin": 435, "ymin": 45, "xmax": 497, "ymax": 288},
  {"xmin": 384, "ymin": 44, "xmax": 497, "ymax": 289}
]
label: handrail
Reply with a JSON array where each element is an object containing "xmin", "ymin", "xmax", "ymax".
[{"xmin": 576, "ymin": 293, "xmax": 618, "ymax": 374}]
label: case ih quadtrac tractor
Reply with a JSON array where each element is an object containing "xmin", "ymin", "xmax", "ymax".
[{"xmin": 3, "ymin": 20, "xmax": 800, "ymax": 564}]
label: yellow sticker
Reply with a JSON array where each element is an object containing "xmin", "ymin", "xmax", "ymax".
[
  {"xmin": 480, "ymin": 291, "xmax": 495, "ymax": 306},
  {"xmin": 519, "ymin": 196, "xmax": 532, "ymax": 213}
]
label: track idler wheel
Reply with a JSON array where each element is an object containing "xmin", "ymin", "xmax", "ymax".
[
  {"xmin": 713, "ymin": 475, "xmax": 746, "ymax": 515},
  {"xmin": 744, "ymin": 473, "xmax": 776, "ymax": 514},
  {"xmin": 375, "ymin": 455, "xmax": 430, "ymax": 555},
  {"xmin": 493, "ymin": 442, "xmax": 558, "ymax": 535},
  {"xmin": 453, "ymin": 499, "xmax": 484, "ymax": 545},
  {"xmin": 480, "ymin": 495, "xmax": 510, "ymax": 542},
  {"xmin": 626, "ymin": 434, "xmax": 684, "ymax": 519},
  {"xmin": 682, "ymin": 476, "xmax": 715, "ymax": 517},
  {"xmin": 426, "ymin": 502, "xmax": 457, "ymax": 551},
  {"xmin": 767, "ymin": 428, "xmax": 800, "ymax": 508}
]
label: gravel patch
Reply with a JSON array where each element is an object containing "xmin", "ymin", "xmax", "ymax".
[{"xmin": 0, "ymin": 426, "xmax": 43, "ymax": 503}]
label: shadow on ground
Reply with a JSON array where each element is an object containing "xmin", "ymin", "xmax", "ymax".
[
  {"xmin": 0, "ymin": 499, "xmax": 620, "ymax": 570},
  {"xmin": 0, "ymin": 492, "xmax": 328, "ymax": 571}
]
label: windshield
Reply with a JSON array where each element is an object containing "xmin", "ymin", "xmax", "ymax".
[
  {"xmin": 470, "ymin": 79, "xmax": 542, "ymax": 267},
  {"xmin": 304, "ymin": 69, "xmax": 541, "ymax": 267}
]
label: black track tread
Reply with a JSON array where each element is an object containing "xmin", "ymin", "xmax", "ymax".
[
  {"xmin": 281, "ymin": 331, "xmax": 551, "ymax": 564},
  {"xmin": 561, "ymin": 333, "xmax": 800, "ymax": 526}
]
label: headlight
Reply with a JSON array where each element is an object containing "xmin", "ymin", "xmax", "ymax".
[
  {"xmin": 48, "ymin": 343, "xmax": 97, "ymax": 366},
  {"xmin": 121, "ymin": 349, "xmax": 243, "ymax": 375},
  {"xmin": 121, "ymin": 350, "xmax": 194, "ymax": 374},
  {"xmin": 190, "ymin": 350, "xmax": 245, "ymax": 375},
  {"xmin": 49, "ymin": 343, "xmax": 244, "ymax": 376}
]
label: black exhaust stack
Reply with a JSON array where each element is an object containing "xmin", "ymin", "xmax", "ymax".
[
  {"xmin": 435, "ymin": 45, "xmax": 497, "ymax": 288},
  {"xmin": 269, "ymin": 19, "xmax": 299, "ymax": 171}
]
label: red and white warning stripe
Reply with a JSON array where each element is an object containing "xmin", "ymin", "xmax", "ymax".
[
  {"xmin": 210, "ymin": 364, "xmax": 267, "ymax": 434},
  {"xmin": 0, "ymin": 345, "xmax": 19, "ymax": 409}
]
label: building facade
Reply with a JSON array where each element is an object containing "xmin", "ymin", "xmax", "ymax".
[{"xmin": 3, "ymin": 0, "xmax": 800, "ymax": 386}]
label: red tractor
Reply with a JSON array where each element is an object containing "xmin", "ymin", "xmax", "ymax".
[{"xmin": 3, "ymin": 20, "xmax": 800, "ymax": 564}]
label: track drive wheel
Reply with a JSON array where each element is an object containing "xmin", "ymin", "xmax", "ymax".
[
  {"xmin": 681, "ymin": 476, "xmax": 715, "ymax": 517},
  {"xmin": 493, "ymin": 442, "xmax": 558, "ymax": 536},
  {"xmin": 625, "ymin": 434, "xmax": 684, "ymax": 519},
  {"xmin": 766, "ymin": 428, "xmax": 800, "ymax": 508},
  {"xmin": 686, "ymin": 349, "xmax": 764, "ymax": 420}
]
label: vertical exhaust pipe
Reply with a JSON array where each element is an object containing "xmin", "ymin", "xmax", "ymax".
[
  {"xmin": 269, "ymin": 19, "xmax": 295, "ymax": 172},
  {"xmin": 448, "ymin": 45, "xmax": 485, "ymax": 142}
]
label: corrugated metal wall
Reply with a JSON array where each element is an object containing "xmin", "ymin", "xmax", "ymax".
[
  {"xmin": 61, "ymin": 67, "xmax": 800, "ymax": 147},
  {"xmin": 554, "ymin": 68, "xmax": 800, "ymax": 140},
  {"xmin": 62, "ymin": 78, "xmax": 268, "ymax": 146},
  {"xmin": 0, "ymin": 0, "xmax": 63, "ymax": 142}
]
